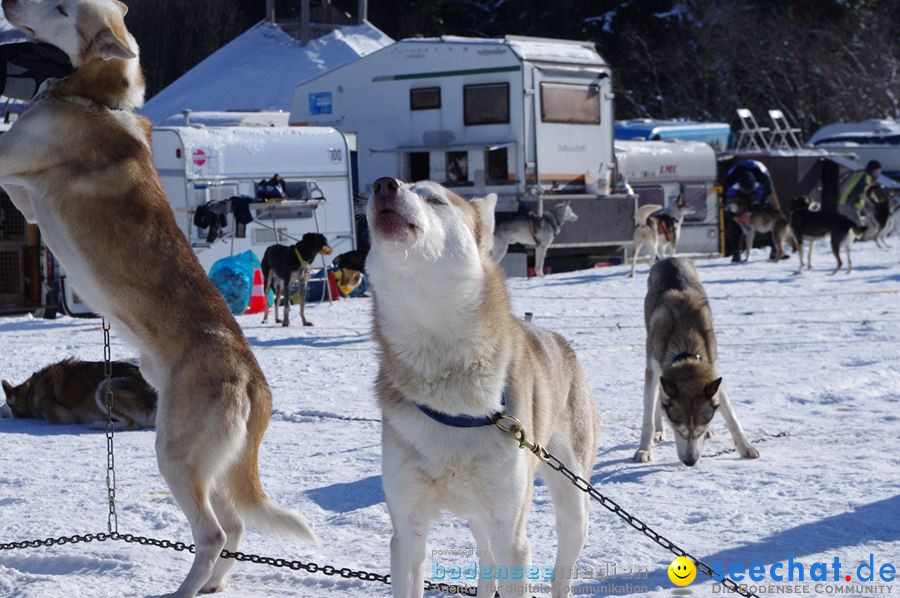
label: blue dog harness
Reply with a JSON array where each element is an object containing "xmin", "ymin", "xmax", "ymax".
[{"xmin": 415, "ymin": 391, "xmax": 508, "ymax": 428}]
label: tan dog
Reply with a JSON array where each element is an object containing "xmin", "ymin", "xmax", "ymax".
[
  {"xmin": 635, "ymin": 258, "xmax": 759, "ymax": 466},
  {"xmin": 0, "ymin": 1, "xmax": 315, "ymax": 595},
  {"xmin": 367, "ymin": 178, "xmax": 598, "ymax": 598},
  {"xmin": 1, "ymin": 358, "xmax": 156, "ymax": 430},
  {"xmin": 726, "ymin": 194, "xmax": 795, "ymax": 261}
]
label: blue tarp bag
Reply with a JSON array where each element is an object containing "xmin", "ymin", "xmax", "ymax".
[{"xmin": 208, "ymin": 250, "xmax": 262, "ymax": 314}]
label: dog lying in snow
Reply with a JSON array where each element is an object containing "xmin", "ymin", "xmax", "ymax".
[{"xmin": 1, "ymin": 357, "xmax": 156, "ymax": 430}]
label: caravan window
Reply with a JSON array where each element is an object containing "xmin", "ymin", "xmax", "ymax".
[
  {"xmin": 682, "ymin": 184, "xmax": 707, "ymax": 221},
  {"xmin": 408, "ymin": 152, "xmax": 430, "ymax": 181},
  {"xmin": 445, "ymin": 151, "xmax": 469, "ymax": 186},
  {"xmin": 410, "ymin": 87, "xmax": 441, "ymax": 110},
  {"xmin": 486, "ymin": 147, "xmax": 510, "ymax": 184},
  {"xmin": 633, "ymin": 186, "xmax": 664, "ymax": 208},
  {"xmin": 540, "ymin": 83, "xmax": 601, "ymax": 124},
  {"xmin": 464, "ymin": 83, "xmax": 509, "ymax": 125}
]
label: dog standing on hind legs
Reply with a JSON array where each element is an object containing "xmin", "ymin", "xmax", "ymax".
[
  {"xmin": 635, "ymin": 258, "xmax": 758, "ymax": 466},
  {"xmin": 367, "ymin": 177, "xmax": 598, "ymax": 598},
  {"xmin": 0, "ymin": 1, "xmax": 315, "ymax": 595}
]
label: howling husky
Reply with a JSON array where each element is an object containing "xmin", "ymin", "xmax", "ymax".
[
  {"xmin": 0, "ymin": 1, "xmax": 315, "ymax": 595},
  {"xmin": 366, "ymin": 177, "xmax": 598, "ymax": 598},
  {"xmin": 635, "ymin": 258, "xmax": 759, "ymax": 466}
]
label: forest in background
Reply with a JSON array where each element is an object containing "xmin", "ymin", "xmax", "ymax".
[{"xmin": 124, "ymin": 0, "xmax": 900, "ymax": 136}]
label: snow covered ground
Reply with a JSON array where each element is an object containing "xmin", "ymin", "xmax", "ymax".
[{"xmin": 1, "ymin": 242, "xmax": 898, "ymax": 597}]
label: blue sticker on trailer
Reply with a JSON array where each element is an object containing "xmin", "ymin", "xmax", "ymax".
[{"xmin": 309, "ymin": 92, "xmax": 333, "ymax": 115}]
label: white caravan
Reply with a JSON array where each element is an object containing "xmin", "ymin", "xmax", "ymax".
[
  {"xmin": 151, "ymin": 126, "xmax": 357, "ymax": 272},
  {"xmin": 808, "ymin": 119, "xmax": 900, "ymax": 180},
  {"xmin": 615, "ymin": 140, "xmax": 720, "ymax": 255},
  {"xmin": 290, "ymin": 35, "xmax": 637, "ymax": 254}
]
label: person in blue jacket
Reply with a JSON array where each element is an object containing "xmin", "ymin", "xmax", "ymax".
[
  {"xmin": 723, "ymin": 159, "xmax": 784, "ymax": 262},
  {"xmin": 0, "ymin": 42, "xmax": 73, "ymax": 100}
]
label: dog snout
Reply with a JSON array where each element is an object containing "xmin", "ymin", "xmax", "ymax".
[
  {"xmin": 373, "ymin": 177, "xmax": 400, "ymax": 200},
  {"xmin": 682, "ymin": 456, "xmax": 698, "ymax": 467}
]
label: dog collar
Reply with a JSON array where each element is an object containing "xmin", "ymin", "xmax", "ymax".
[
  {"xmin": 415, "ymin": 391, "xmax": 507, "ymax": 428},
  {"xmin": 671, "ymin": 351, "xmax": 702, "ymax": 365},
  {"xmin": 294, "ymin": 247, "xmax": 310, "ymax": 268}
]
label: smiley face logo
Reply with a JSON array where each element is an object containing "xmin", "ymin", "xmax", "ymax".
[{"xmin": 668, "ymin": 556, "xmax": 696, "ymax": 586}]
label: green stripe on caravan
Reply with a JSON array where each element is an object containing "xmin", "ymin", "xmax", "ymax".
[{"xmin": 373, "ymin": 65, "xmax": 521, "ymax": 82}]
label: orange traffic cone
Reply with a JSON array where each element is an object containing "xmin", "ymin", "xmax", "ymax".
[{"xmin": 246, "ymin": 268, "xmax": 266, "ymax": 314}]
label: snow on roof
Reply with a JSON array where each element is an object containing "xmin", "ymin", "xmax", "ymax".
[
  {"xmin": 398, "ymin": 35, "xmax": 606, "ymax": 67},
  {"xmin": 141, "ymin": 21, "xmax": 392, "ymax": 124}
]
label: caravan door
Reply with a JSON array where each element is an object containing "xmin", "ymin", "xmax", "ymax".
[{"xmin": 532, "ymin": 68, "xmax": 610, "ymax": 193}]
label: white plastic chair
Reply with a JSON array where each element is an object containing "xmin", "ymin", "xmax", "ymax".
[{"xmin": 735, "ymin": 108, "xmax": 771, "ymax": 151}]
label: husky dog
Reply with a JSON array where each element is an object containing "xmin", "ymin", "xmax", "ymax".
[
  {"xmin": 635, "ymin": 258, "xmax": 758, "ymax": 466},
  {"xmin": 789, "ymin": 196, "xmax": 867, "ymax": 274},
  {"xmin": 865, "ymin": 190, "xmax": 896, "ymax": 249},
  {"xmin": 260, "ymin": 233, "xmax": 332, "ymax": 326},
  {"xmin": 367, "ymin": 177, "xmax": 598, "ymax": 598},
  {"xmin": 0, "ymin": 1, "xmax": 315, "ymax": 594},
  {"xmin": 1, "ymin": 358, "xmax": 156, "ymax": 430},
  {"xmin": 725, "ymin": 195, "xmax": 794, "ymax": 262},
  {"xmin": 630, "ymin": 195, "xmax": 692, "ymax": 278},
  {"xmin": 493, "ymin": 201, "xmax": 578, "ymax": 276}
]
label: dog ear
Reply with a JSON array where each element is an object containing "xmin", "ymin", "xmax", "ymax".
[
  {"xmin": 659, "ymin": 377, "xmax": 679, "ymax": 399},
  {"xmin": 470, "ymin": 193, "xmax": 498, "ymax": 235},
  {"xmin": 704, "ymin": 377, "xmax": 723, "ymax": 400},
  {"xmin": 114, "ymin": 0, "xmax": 129, "ymax": 16},
  {"xmin": 96, "ymin": 25, "xmax": 137, "ymax": 60},
  {"xmin": 676, "ymin": 194, "xmax": 685, "ymax": 207},
  {"xmin": 1, "ymin": 380, "xmax": 13, "ymax": 399}
]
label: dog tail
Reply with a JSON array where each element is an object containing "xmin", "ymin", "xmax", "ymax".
[{"xmin": 225, "ymin": 387, "xmax": 317, "ymax": 545}]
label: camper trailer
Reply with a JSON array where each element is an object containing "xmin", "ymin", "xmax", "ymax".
[
  {"xmin": 151, "ymin": 125, "xmax": 357, "ymax": 272},
  {"xmin": 615, "ymin": 140, "xmax": 721, "ymax": 255},
  {"xmin": 290, "ymin": 35, "xmax": 638, "ymax": 263},
  {"xmin": 615, "ymin": 119, "xmax": 732, "ymax": 152},
  {"xmin": 808, "ymin": 119, "xmax": 900, "ymax": 181}
]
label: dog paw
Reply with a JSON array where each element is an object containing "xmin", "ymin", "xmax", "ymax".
[
  {"xmin": 303, "ymin": 321, "xmax": 314, "ymax": 327},
  {"xmin": 199, "ymin": 582, "xmax": 227, "ymax": 594},
  {"xmin": 282, "ymin": 321, "xmax": 290, "ymax": 327},
  {"xmin": 739, "ymin": 445, "xmax": 760, "ymax": 459},
  {"xmin": 653, "ymin": 430, "xmax": 665, "ymax": 443},
  {"xmin": 633, "ymin": 449, "xmax": 652, "ymax": 463}
]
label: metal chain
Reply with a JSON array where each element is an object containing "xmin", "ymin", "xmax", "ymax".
[
  {"xmin": 101, "ymin": 318, "xmax": 118, "ymax": 534},
  {"xmin": 706, "ymin": 431, "xmax": 789, "ymax": 458},
  {"xmin": 103, "ymin": 318, "xmax": 119, "ymax": 534},
  {"xmin": 494, "ymin": 414, "xmax": 760, "ymax": 598}
]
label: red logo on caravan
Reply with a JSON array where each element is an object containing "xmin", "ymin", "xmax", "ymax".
[
  {"xmin": 659, "ymin": 164, "xmax": 678, "ymax": 174},
  {"xmin": 192, "ymin": 149, "xmax": 207, "ymax": 166}
]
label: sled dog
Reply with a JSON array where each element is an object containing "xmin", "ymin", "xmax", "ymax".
[
  {"xmin": 367, "ymin": 178, "xmax": 598, "ymax": 598},
  {"xmin": 630, "ymin": 195, "xmax": 692, "ymax": 278},
  {"xmin": 1, "ymin": 358, "xmax": 156, "ymax": 429},
  {"xmin": 492, "ymin": 201, "xmax": 578, "ymax": 276},
  {"xmin": 725, "ymin": 195, "xmax": 794, "ymax": 262},
  {"xmin": 635, "ymin": 258, "xmax": 759, "ymax": 466},
  {"xmin": 789, "ymin": 196, "xmax": 867, "ymax": 274},
  {"xmin": 0, "ymin": 1, "xmax": 315, "ymax": 594},
  {"xmin": 865, "ymin": 190, "xmax": 896, "ymax": 249},
  {"xmin": 261, "ymin": 232, "xmax": 332, "ymax": 326}
]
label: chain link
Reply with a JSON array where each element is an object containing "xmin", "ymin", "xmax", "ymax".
[
  {"xmin": 494, "ymin": 414, "xmax": 761, "ymax": 598},
  {"xmin": 101, "ymin": 318, "xmax": 118, "ymax": 534}
]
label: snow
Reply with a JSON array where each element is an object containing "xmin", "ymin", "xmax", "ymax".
[
  {"xmin": 1, "ymin": 242, "xmax": 899, "ymax": 597},
  {"xmin": 140, "ymin": 22, "xmax": 393, "ymax": 125}
]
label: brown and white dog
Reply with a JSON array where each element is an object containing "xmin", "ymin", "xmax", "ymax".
[
  {"xmin": 725, "ymin": 194, "xmax": 795, "ymax": 262},
  {"xmin": 0, "ymin": 1, "xmax": 315, "ymax": 595},
  {"xmin": 630, "ymin": 195, "xmax": 692, "ymax": 278},
  {"xmin": 1, "ymin": 357, "xmax": 156, "ymax": 430},
  {"xmin": 367, "ymin": 178, "xmax": 598, "ymax": 598}
]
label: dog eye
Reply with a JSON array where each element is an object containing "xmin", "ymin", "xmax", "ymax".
[
  {"xmin": 425, "ymin": 196, "xmax": 444, "ymax": 206},
  {"xmin": 56, "ymin": 5, "xmax": 68, "ymax": 16}
]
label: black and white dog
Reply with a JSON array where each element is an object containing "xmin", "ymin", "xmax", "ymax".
[
  {"xmin": 261, "ymin": 233, "xmax": 332, "ymax": 326},
  {"xmin": 789, "ymin": 196, "xmax": 866, "ymax": 274}
]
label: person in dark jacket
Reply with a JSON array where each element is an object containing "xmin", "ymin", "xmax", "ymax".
[
  {"xmin": 0, "ymin": 42, "xmax": 74, "ymax": 100},
  {"xmin": 723, "ymin": 159, "xmax": 783, "ymax": 262}
]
